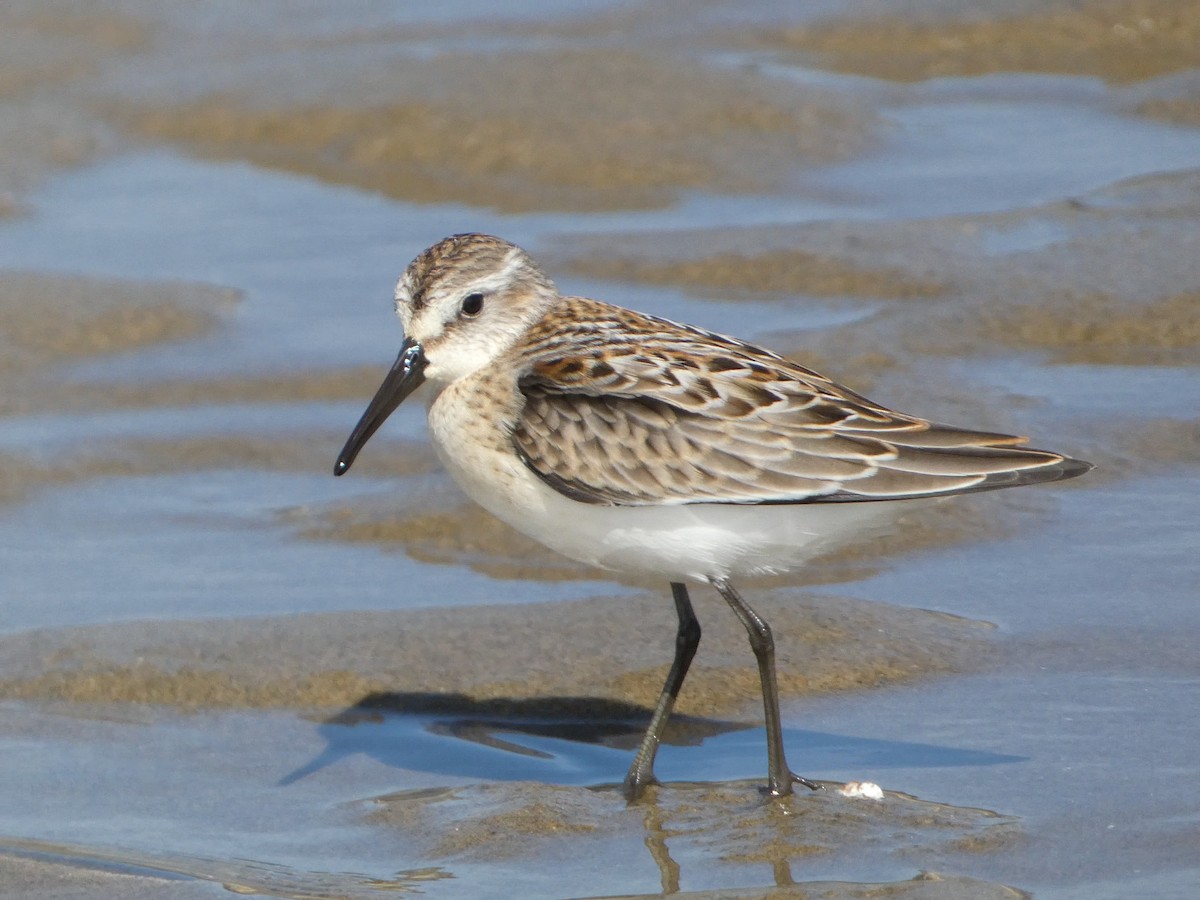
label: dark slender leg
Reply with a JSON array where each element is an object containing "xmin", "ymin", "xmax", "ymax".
[
  {"xmin": 710, "ymin": 577, "xmax": 820, "ymax": 797},
  {"xmin": 624, "ymin": 582, "xmax": 701, "ymax": 801}
]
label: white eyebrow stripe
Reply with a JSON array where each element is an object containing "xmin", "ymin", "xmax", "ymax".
[{"xmin": 462, "ymin": 248, "xmax": 526, "ymax": 296}]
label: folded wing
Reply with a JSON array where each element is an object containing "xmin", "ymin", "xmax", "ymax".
[{"xmin": 511, "ymin": 300, "xmax": 1090, "ymax": 506}]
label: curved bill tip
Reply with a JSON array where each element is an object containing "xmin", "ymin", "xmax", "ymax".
[{"xmin": 333, "ymin": 337, "xmax": 426, "ymax": 476}]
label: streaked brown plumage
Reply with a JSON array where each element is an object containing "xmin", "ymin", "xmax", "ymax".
[{"xmin": 512, "ymin": 296, "xmax": 1085, "ymax": 506}]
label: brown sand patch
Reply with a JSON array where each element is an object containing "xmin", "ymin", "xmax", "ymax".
[
  {"xmin": 765, "ymin": 0, "xmax": 1200, "ymax": 84},
  {"xmin": 0, "ymin": 272, "xmax": 233, "ymax": 373},
  {"xmin": 0, "ymin": 666, "xmax": 387, "ymax": 711},
  {"xmin": 977, "ymin": 290, "xmax": 1200, "ymax": 366},
  {"xmin": 569, "ymin": 248, "xmax": 948, "ymax": 300},
  {"xmin": 368, "ymin": 780, "xmax": 1022, "ymax": 891},
  {"xmin": 444, "ymin": 589, "xmax": 992, "ymax": 719},
  {"xmin": 125, "ymin": 50, "xmax": 867, "ymax": 213},
  {"xmin": 0, "ymin": 593, "xmax": 993, "ymax": 716},
  {"xmin": 422, "ymin": 790, "xmax": 600, "ymax": 859}
]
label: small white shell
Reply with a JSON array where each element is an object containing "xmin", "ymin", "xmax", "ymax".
[{"xmin": 838, "ymin": 780, "xmax": 884, "ymax": 800}]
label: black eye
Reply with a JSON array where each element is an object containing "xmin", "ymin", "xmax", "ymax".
[{"xmin": 461, "ymin": 292, "xmax": 484, "ymax": 316}]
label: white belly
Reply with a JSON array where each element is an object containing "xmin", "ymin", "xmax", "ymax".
[{"xmin": 432, "ymin": 434, "xmax": 913, "ymax": 582}]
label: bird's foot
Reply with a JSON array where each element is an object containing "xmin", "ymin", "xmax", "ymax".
[
  {"xmin": 794, "ymin": 772, "xmax": 822, "ymax": 792},
  {"xmin": 764, "ymin": 771, "xmax": 822, "ymax": 798},
  {"xmin": 621, "ymin": 772, "xmax": 659, "ymax": 804}
]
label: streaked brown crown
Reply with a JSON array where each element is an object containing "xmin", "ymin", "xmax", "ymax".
[{"xmin": 405, "ymin": 233, "xmax": 547, "ymax": 311}]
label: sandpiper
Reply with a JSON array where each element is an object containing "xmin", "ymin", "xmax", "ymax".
[{"xmin": 335, "ymin": 233, "xmax": 1091, "ymax": 800}]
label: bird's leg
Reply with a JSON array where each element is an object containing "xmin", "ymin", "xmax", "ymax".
[
  {"xmin": 623, "ymin": 582, "xmax": 701, "ymax": 801},
  {"xmin": 710, "ymin": 577, "xmax": 820, "ymax": 797}
]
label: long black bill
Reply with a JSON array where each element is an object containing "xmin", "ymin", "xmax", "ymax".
[{"xmin": 334, "ymin": 337, "xmax": 427, "ymax": 476}]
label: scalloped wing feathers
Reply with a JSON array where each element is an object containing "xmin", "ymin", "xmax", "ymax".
[{"xmin": 510, "ymin": 298, "xmax": 1085, "ymax": 506}]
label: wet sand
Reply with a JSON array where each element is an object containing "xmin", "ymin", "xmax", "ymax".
[
  {"xmin": 0, "ymin": 6, "xmax": 142, "ymax": 214},
  {"xmin": 762, "ymin": 0, "xmax": 1200, "ymax": 85},
  {"xmin": 368, "ymin": 780, "xmax": 1024, "ymax": 888},
  {"xmin": 0, "ymin": 273, "xmax": 230, "ymax": 368},
  {"xmin": 125, "ymin": 50, "xmax": 869, "ymax": 214},
  {"xmin": 0, "ymin": 854, "xmax": 217, "ymax": 900},
  {"xmin": 567, "ymin": 248, "xmax": 950, "ymax": 301},
  {"xmin": 1, "ymin": 0, "xmax": 1198, "ymax": 896},
  {"xmin": 0, "ymin": 593, "xmax": 993, "ymax": 714}
]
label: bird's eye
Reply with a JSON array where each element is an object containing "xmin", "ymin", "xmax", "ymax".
[{"xmin": 461, "ymin": 292, "xmax": 484, "ymax": 317}]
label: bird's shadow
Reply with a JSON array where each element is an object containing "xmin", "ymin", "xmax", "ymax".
[{"xmin": 279, "ymin": 691, "xmax": 1024, "ymax": 787}]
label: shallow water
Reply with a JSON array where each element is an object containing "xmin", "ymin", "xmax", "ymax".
[{"xmin": 2, "ymin": 1, "xmax": 1199, "ymax": 897}]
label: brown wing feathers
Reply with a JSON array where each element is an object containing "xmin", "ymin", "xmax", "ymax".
[{"xmin": 510, "ymin": 299, "xmax": 1088, "ymax": 506}]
